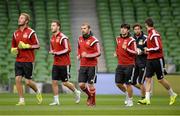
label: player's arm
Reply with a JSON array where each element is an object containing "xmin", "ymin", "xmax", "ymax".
[
  {"xmin": 114, "ymin": 38, "xmax": 118, "ymax": 57},
  {"xmin": 82, "ymin": 42, "xmax": 101, "ymax": 58},
  {"xmin": 49, "ymin": 42, "xmax": 54, "ymax": 54},
  {"xmin": 11, "ymin": 34, "xmax": 18, "ymax": 55},
  {"xmin": 30, "ymin": 33, "xmax": 40, "ymax": 49},
  {"xmin": 126, "ymin": 41, "xmax": 137, "ymax": 54},
  {"xmin": 18, "ymin": 32, "xmax": 40, "ymax": 49},
  {"xmin": 114, "ymin": 48, "xmax": 118, "ymax": 57},
  {"xmin": 53, "ymin": 38, "xmax": 69, "ymax": 55},
  {"xmin": 77, "ymin": 42, "xmax": 81, "ymax": 60},
  {"xmin": 141, "ymin": 37, "xmax": 147, "ymax": 54},
  {"xmin": 145, "ymin": 37, "xmax": 160, "ymax": 52}
]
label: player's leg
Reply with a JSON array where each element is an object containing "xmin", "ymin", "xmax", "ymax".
[
  {"xmin": 15, "ymin": 62, "xmax": 25, "ymax": 105},
  {"xmin": 24, "ymin": 62, "xmax": 42, "ymax": 104},
  {"xmin": 124, "ymin": 65, "xmax": 134, "ymax": 107},
  {"xmin": 25, "ymin": 79, "xmax": 42, "ymax": 104},
  {"xmin": 78, "ymin": 67, "xmax": 91, "ymax": 105},
  {"xmin": 139, "ymin": 60, "xmax": 154, "ymax": 105},
  {"xmin": 87, "ymin": 83, "xmax": 96, "ymax": 106},
  {"xmin": 25, "ymin": 79, "xmax": 38, "ymax": 92},
  {"xmin": 138, "ymin": 66, "xmax": 146, "ymax": 99},
  {"xmin": 116, "ymin": 83, "xmax": 127, "ymax": 93},
  {"xmin": 115, "ymin": 65, "xmax": 128, "ymax": 104},
  {"xmin": 79, "ymin": 82, "xmax": 92, "ymax": 106},
  {"xmin": 49, "ymin": 65, "xmax": 60, "ymax": 105},
  {"xmin": 61, "ymin": 65, "xmax": 81, "ymax": 103},
  {"xmin": 156, "ymin": 58, "xmax": 177, "ymax": 105},
  {"xmin": 139, "ymin": 84, "xmax": 145, "ymax": 99},
  {"xmin": 15, "ymin": 76, "xmax": 25, "ymax": 105},
  {"xmin": 49, "ymin": 80, "xmax": 60, "ymax": 105},
  {"xmin": 62, "ymin": 81, "xmax": 81, "ymax": 104},
  {"xmin": 132, "ymin": 65, "xmax": 140, "ymax": 89},
  {"xmin": 87, "ymin": 67, "xmax": 97, "ymax": 107},
  {"xmin": 158, "ymin": 79, "xmax": 177, "ymax": 105},
  {"xmin": 138, "ymin": 77, "xmax": 152, "ymax": 105}
]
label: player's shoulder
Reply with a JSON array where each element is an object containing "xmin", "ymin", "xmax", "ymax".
[
  {"xmin": 143, "ymin": 34, "xmax": 147, "ymax": 38},
  {"xmin": 60, "ymin": 32, "xmax": 68, "ymax": 39},
  {"xmin": 150, "ymin": 29, "xmax": 160, "ymax": 40},
  {"xmin": 59, "ymin": 32, "xmax": 69, "ymax": 44},
  {"xmin": 129, "ymin": 36, "xmax": 135, "ymax": 41},
  {"xmin": 13, "ymin": 30, "xmax": 18, "ymax": 35},
  {"xmin": 78, "ymin": 35, "xmax": 83, "ymax": 42},
  {"xmin": 127, "ymin": 36, "xmax": 135, "ymax": 46},
  {"xmin": 91, "ymin": 36, "xmax": 99, "ymax": 42},
  {"xmin": 116, "ymin": 36, "xmax": 121, "ymax": 39},
  {"xmin": 89, "ymin": 36, "xmax": 99, "ymax": 46},
  {"xmin": 27, "ymin": 27, "xmax": 35, "ymax": 33}
]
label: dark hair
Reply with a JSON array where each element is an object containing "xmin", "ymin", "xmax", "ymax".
[
  {"xmin": 121, "ymin": 23, "xmax": 130, "ymax": 30},
  {"xmin": 81, "ymin": 23, "xmax": 91, "ymax": 29},
  {"xmin": 145, "ymin": 18, "xmax": 154, "ymax": 27},
  {"xmin": 133, "ymin": 23, "xmax": 142, "ymax": 29},
  {"xmin": 52, "ymin": 20, "xmax": 61, "ymax": 28}
]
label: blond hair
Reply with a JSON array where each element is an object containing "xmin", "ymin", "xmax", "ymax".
[{"xmin": 20, "ymin": 13, "xmax": 30, "ymax": 24}]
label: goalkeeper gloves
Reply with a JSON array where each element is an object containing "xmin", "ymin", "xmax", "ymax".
[
  {"xmin": 18, "ymin": 41, "xmax": 31, "ymax": 49},
  {"xmin": 11, "ymin": 48, "xmax": 18, "ymax": 56}
]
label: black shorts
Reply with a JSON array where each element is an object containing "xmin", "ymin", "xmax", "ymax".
[
  {"xmin": 15, "ymin": 62, "xmax": 33, "ymax": 79},
  {"xmin": 78, "ymin": 66, "xmax": 97, "ymax": 84},
  {"xmin": 146, "ymin": 58, "xmax": 166, "ymax": 80},
  {"xmin": 132, "ymin": 65, "xmax": 146, "ymax": 85},
  {"xmin": 115, "ymin": 65, "xmax": 135, "ymax": 84},
  {"xmin": 52, "ymin": 65, "xmax": 71, "ymax": 82}
]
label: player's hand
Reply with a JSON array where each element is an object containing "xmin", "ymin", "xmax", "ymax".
[
  {"xmin": 137, "ymin": 48, "xmax": 142, "ymax": 55},
  {"xmin": 49, "ymin": 51, "xmax": 54, "ymax": 54},
  {"xmin": 144, "ymin": 47, "xmax": 148, "ymax": 54},
  {"xmin": 81, "ymin": 52, "xmax": 87, "ymax": 57},
  {"xmin": 113, "ymin": 52, "xmax": 117, "ymax": 57},
  {"xmin": 11, "ymin": 48, "xmax": 18, "ymax": 56},
  {"xmin": 18, "ymin": 41, "xmax": 31, "ymax": 49},
  {"xmin": 77, "ymin": 55, "xmax": 80, "ymax": 60}
]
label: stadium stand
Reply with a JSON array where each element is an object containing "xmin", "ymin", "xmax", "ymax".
[{"xmin": 96, "ymin": 0, "xmax": 117, "ymax": 72}]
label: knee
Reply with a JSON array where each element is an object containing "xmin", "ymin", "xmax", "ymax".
[
  {"xmin": 15, "ymin": 76, "xmax": 22, "ymax": 83},
  {"xmin": 52, "ymin": 80, "xmax": 58, "ymax": 85},
  {"xmin": 116, "ymin": 83, "xmax": 123, "ymax": 87},
  {"xmin": 126, "ymin": 84, "xmax": 132, "ymax": 88},
  {"xmin": 116, "ymin": 83, "xmax": 126, "ymax": 90},
  {"xmin": 145, "ymin": 78, "xmax": 151, "ymax": 83},
  {"xmin": 79, "ymin": 83, "xmax": 86, "ymax": 90},
  {"xmin": 62, "ymin": 82, "xmax": 68, "ymax": 86},
  {"xmin": 25, "ymin": 80, "xmax": 31, "ymax": 86},
  {"xmin": 158, "ymin": 79, "xmax": 163, "ymax": 83}
]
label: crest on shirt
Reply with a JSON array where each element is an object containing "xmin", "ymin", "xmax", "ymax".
[
  {"xmin": 86, "ymin": 40, "xmax": 91, "ymax": 45},
  {"xmin": 56, "ymin": 37, "xmax": 60, "ymax": 42},
  {"xmin": 23, "ymin": 33, "xmax": 28, "ymax": 38},
  {"xmin": 118, "ymin": 40, "xmax": 121, "ymax": 43},
  {"xmin": 138, "ymin": 40, "xmax": 143, "ymax": 45}
]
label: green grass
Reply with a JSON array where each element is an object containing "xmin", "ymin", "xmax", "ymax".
[{"xmin": 0, "ymin": 93, "xmax": 179, "ymax": 115}]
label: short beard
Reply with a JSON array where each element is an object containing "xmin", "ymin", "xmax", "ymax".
[
  {"xmin": 122, "ymin": 33, "xmax": 127, "ymax": 37},
  {"xmin": 18, "ymin": 23, "xmax": 25, "ymax": 26},
  {"xmin": 52, "ymin": 30, "xmax": 57, "ymax": 33}
]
